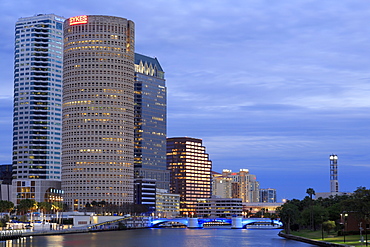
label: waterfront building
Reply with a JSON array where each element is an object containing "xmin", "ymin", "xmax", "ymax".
[
  {"xmin": 230, "ymin": 169, "xmax": 260, "ymax": 203},
  {"xmin": 134, "ymin": 53, "xmax": 169, "ymax": 190},
  {"xmin": 243, "ymin": 202, "xmax": 283, "ymax": 215},
  {"xmin": 134, "ymin": 178, "xmax": 156, "ymax": 213},
  {"xmin": 196, "ymin": 197, "xmax": 242, "ymax": 218},
  {"xmin": 167, "ymin": 137, "xmax": 212, "ymax": 215},
  {"xmin": 156, "ymin": 189, "xmax": 180, "ymax": 218},
  {"xmin": 259, "ymin": 188, "xmax": 277, "ymax": 203},
  {"xmin": 0, "ymin": 184, "xmax": 12, "ymax": 202},
  {"xmin": 12, "ymin": 14, "xmax": 65, "ymax": 204},
  {"xmin": 62, "ymin": 15, "xmax": 135, "ymax": 209},
  {"xmin": 0, "ymin": 164, "xmax": 13, "ymax": 185},
  {"xmin": 212, "ymin": 171, "xmax": 233, "ymax": 198},
  {"xmin": 213, "ymin": 169, "xmax": 260, "ymax": 203}
]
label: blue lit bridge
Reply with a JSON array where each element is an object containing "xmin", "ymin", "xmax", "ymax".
[{"xmin": 150, "ymin": 217, "xmax": 282, "ymax": 229}]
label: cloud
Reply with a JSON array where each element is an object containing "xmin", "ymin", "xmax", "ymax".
[{"xmin": 1, "ymin": 0, "xmax": 370, "ymax": 199}]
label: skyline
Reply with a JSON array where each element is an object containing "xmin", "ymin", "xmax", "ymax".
[{"xmin": 1, "ymin": 0, "xmax": 370, "ymax": 201}]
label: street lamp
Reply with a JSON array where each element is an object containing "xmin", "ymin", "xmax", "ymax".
[
  {"xmin": 321, "ymin": 216, "xmax": 324, "ymax": 240},
  {"xmin": 344, "ymin": 213, "xmax": 348, "ymax": 243},
  {"xmin": 366, "ymin": 222, "xmax": 369, "ymax": 247}
]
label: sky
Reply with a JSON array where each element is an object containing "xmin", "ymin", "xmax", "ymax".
[{"xmin": 1, "ymin": 0, "xmax": 370, "ymax": 201}]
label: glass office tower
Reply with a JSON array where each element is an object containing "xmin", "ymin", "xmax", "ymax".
[
  {"xmin": 134, "ymin": 53, "xmax": 169, "ymax": 190},
  {"xmin": 12, "ymin": 14, "xmax": 65, "ymax": 204}
]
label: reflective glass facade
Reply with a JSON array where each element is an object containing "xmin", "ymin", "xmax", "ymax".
[
  {"xmin": 12, "ymin": 14, "xmax": 65, "ymax": 204},
  {"xmin": 134, "ymin": 54, "xmax": 169, "ymax": 190}
]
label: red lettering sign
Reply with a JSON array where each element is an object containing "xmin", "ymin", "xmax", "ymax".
[{"xmin": 70, "ymin": 15, "xmax": 88, "ymax": 26}]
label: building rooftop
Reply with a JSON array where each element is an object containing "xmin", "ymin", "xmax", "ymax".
[{"xmin": 135, "ymin": 53, "xmax": 163, "ymax": 72}]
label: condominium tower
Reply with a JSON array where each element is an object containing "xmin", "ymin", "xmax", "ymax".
[
  {"xmin": 167, "ymin": 137, "xmax": 212, "ymax": 215},
  {"xmin": 213, "ymin": 169, "xmax": 260, "ymax": 203},
  {"xmin": 62, "ymin": 15, "xmax": 135, "ymax": 209},
  {"xmin": 12, "ymin": 14, "xmax": 65, "ymax": 204},
  {"xmin": 134, "ymin": 53, "xmax": 169, "ymax": 190}
]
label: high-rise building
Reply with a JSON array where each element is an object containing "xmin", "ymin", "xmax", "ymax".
[
  {"xmin": 217, "ymin": 169, "xmax": 260, "ymax": 203},
  {"xmin": 0, "ymin": 164, "xmax": 13, "ymax": 185},
  {"xmin": 259, "ymin": 188, "xmax": 277, "ymax": 203},
  {"xmin": 212, "ymin": 170, "xmax": 233, "ymax": 198},
  {"xmin": 134, "ymin": 53, "xmax": 169, "ymax": 190},
  {"xmin": 62, "ymin": 15, "xmax": 135, "ymax": 210},
  {"xmin": 12, "ymin": 14, "xmax": 65, "ymax": 204},
  {"xmin": 167, "ymin": 137, "xmax": 212, "ymax": 215}
]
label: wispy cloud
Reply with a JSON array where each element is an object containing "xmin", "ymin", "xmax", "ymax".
[{"xmin": 1, "ymin": 0, "xmax": 370, "ymax": 199}]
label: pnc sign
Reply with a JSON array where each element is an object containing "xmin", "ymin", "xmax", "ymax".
[{"xmin": 70, "ymin": 15, "xmax": 88, "ymax": 26}]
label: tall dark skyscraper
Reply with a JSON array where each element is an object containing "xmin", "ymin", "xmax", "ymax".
[
  {"xmin": 134, "ymin": 53, "xmax": 169, "ymax": 190},
  {"xmin": 12, "ymin": 14, "xmax": 65, "ymax": 204}
]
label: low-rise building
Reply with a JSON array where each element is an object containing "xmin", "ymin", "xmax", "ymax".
[
  {"xmin": 260, "ymin": 188, "xmax": 277, "ymax": 203},
  {"xmin": 134, "ymin": 178, "xmax": 156, "ymax": 213},
  {"xmin": 196, "ymin": 197, "xmax": 242, "ymax": 218},
  {"xmin": 156, "ymin": 189, "xmax": 180, "ymax": 218},
  {"xmin": 243, "ymin": 202, "xmax": 283, "ymax": 216}
]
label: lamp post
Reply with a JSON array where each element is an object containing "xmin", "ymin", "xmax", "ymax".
[
  {"xmin": 321, "ymin": 216, "xmax": 324, "ymax": 240},
  {"xmin": 366, "ymin": 223, "xmax": 368, "ymax": 247},
  {"xmin": 360, "ymin": 222, "xmax": 364, "ymax": 246},
  {"xmin": 344, "ymin": 213, "xmax": 348, "ymax": 243}
]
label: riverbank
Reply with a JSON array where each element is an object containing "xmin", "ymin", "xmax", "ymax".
[
  {"xmin": 278, "ymin": 231, "xmax": 352, "ymax": 247},
  {"xmin": 22, "ymin": 228, "xmax": 89, "ymax": 237},
  {"xmin": 7, "ymin": 224, "xmax": 147, "ymax": 239}
]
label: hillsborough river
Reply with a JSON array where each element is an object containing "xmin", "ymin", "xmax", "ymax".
[{"xmin": 1, "ymin": 228, "xmax": 316, "ymax": 247}]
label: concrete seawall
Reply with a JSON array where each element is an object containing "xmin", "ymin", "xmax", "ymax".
[{"xmin": 278, "ymin": 231, "xmax": 351, "ymax": 247}]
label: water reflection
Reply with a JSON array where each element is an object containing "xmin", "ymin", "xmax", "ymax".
[{"xmin": 0, "ymin": 229, "xmax": 316, "ymax": 247}]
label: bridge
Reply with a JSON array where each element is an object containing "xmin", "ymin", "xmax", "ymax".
[{"xmin": 150, "ymin": 217, "xmax": 282, "ymax": 229}]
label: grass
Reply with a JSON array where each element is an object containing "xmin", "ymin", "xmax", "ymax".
[{"xmin": 291, "ymin": 230, "xmax": 370, "ymax": 246}]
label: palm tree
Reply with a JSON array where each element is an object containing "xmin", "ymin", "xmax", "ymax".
[
  {"xmin": 306, "ymin": 188, "xmax": 316, "ymax": 230},
  {"xmin": 18, "ymin": 199, "xmax": 37, "ymax": 215}
]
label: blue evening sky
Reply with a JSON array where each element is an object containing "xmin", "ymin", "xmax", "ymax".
[{"xmin": 1, "ymin": 0, "xmax": 370, "ymax": 201}]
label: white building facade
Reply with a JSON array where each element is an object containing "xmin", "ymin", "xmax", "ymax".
[
  {"xmin": 12, "ymin": 14, "xmax": 65, "ymax": 204},
  {"xmin": 156, "ymin": 189, "xmax": 180, "ymax": 218},
  {"xmin": 62, "ymin": 15, "xmax": 135, "ymax": 209}
]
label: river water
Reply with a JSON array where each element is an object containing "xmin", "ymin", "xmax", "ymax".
[{"xmin": 1, "ymin": 228, "xmax": 316, "ymax": 247}]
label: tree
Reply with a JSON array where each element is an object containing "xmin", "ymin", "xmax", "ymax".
[
  {"xmin": 18, "ymin": 199, "xmax": 37, "ymax": 215},
  {"xmin": 300, "ymin": 205, "xmax": 327, "ymax": 230},
  {"xmin": 343, "ymin": 187, "xmax": 370, "ymax": 221},
  {"xmin": 277, "ymin": 202, "xmax": 300, "ymax": 234},
  {"xmin": 0, "ymin": 200, "xmax": 14, "ymax": 213},
  {"xmin": 52, "ymin": 202, "xmax": 63, "ymax": 212},
  {"xmin": 322, "ymin": 220, "xmax": 336, "ymax": 234},
  {"xmin": 38, "ymin": 202, "xmax": 52, "ymax": 214},
  {"xmin": 306, "ymin": 188, "xmax": 316, "ymax": 230}
]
